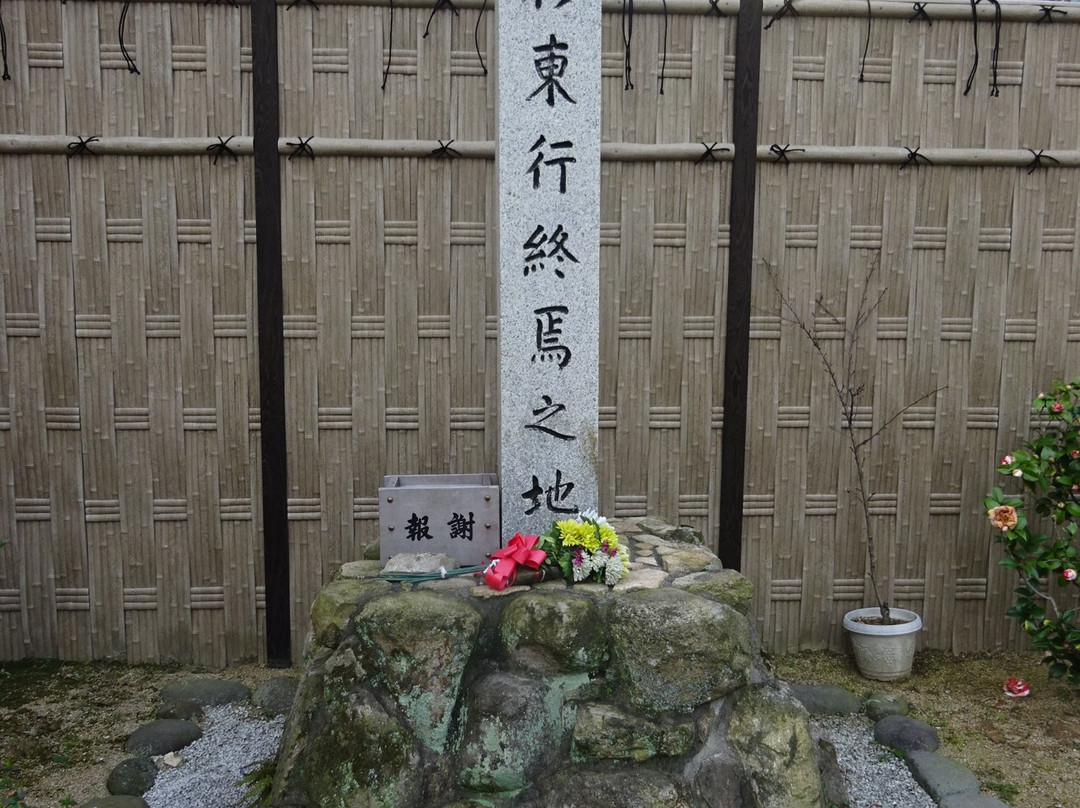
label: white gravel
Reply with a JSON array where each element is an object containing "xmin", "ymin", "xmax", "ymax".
[
  {"xmin": 143, "ymin": 706, "xmax": 284, "ymax": 808},
  {"xmin": 138, "ymin": 704, "xmax": 936, "ymax": 808},
  {"xmin": 813, "ymin": 714, "xmax": 937, "ymax": 808}
]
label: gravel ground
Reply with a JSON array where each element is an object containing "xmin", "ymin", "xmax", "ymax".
[
  {"xmin": 143, "ymin": 706, "xmax": 284, "ymax": 808},
  {"xmin": 813, "ymin": 714, "xmax": 937, "ymax": 808},
  {"xmin": 138, "ymin": 703, "xmax": 936, "ymax": 808}
]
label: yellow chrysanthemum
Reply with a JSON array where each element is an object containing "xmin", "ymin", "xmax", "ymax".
[
  {"xmin": 557, "ymin": 519, "xmax": 601, "ymax": 552},
  {"xmin": 597, "ymin": 523, "xmax": 619, "ymax": 551}
]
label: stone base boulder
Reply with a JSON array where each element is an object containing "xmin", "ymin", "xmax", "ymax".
[{"xmin": 272, "ymin": 516, "xmax": 824, "ymax": 808}]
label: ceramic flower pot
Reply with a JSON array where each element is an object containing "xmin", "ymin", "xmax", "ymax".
[{"xmin": 843, "ymin": 607, "xmax": 923, "ymax": 681}]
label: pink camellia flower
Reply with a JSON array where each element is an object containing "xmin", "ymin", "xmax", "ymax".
[
  {"xmin": 1064, "ymin": 569, "xmax": 1077, "ymax": 582},
  {"xmin": 1053, "ymin": 401, "xmax": 1065, "ymax": 413},
  {"xmin": 1004, "ymin": 677, "xmax": 1031, "ymax": 697},
  {"xmin": 1072, "ymin": 450, "xmax": 1079, "ymax": 459},
  {"xmin": 987, "ymin": 505, "xmax": 1018, "ymax": 532},
  {"xmin": 1000, "ymin": 455, "xmax": 1015, "ymax": 466}
]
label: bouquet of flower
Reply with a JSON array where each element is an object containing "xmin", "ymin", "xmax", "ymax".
[{"xmin": 537, "ymin": 510, "xmax": 630, "ymax": 586}]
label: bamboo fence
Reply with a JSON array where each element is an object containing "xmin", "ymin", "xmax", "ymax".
[{"xmin": 0, "ymin": 0, "xmax": 1077, "ymax": 663}]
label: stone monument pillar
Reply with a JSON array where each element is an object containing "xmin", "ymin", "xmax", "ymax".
[{"xmin": 497, "ymin": 0, "xmax": 602, "ymax": 537}]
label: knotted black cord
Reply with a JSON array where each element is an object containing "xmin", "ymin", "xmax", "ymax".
[
  {"xmin": 909, "ymin": 3, "xmax": 932, "ymax": 25},
  {"xmin": 900, "ymin": 146, "xmax": 932, "ymax": 170},
  {"xmin": 207, "ymin": 135, "xmax": 237, "ymax": 164},
  {"xmin": 769, "ymin": 144, "xmax": 803, "ymax": 163},
  {"xmin": 66, "ymin": 136, "xmax": 100, "ymax": 158},
  {"xmin": 963, "ymin": 0, "xmax": 979, "ymax": 96},
  {"xmin": 382, "ymin": 0, "xmax": 394, "ymax": 91},
  {"xmin": 204, "ymin": 1, "xmax": 240, "ymax": 7},
  {"xmin": 659, "ymin": 0, "xmax": 668, "ymax": 94},
  {"xmin": 696, "ymin": 142, "xmax": 729, "ymax": 164},
  {"xmin": 287, "ymin": 136, "xmax": 315, "ymax": 160},
  {"xmin": 622, "ymin": 0, "xmax": 634, "ymax": 90},
  {"xmin": 707, "ymin": 0, "xmax": 724, "ymax": 16},
  {"xmin": 859, "ymin": 0, "xmax": 871, "ymax": 82},
  {"xmin": 287, "ymin": 0, "xmax": 320, "ymax": 9},
  {"xmin": 0, "ymin": 0, "xmax": 10, "ymax": 81},
  {"xmin": 424, "ymin": 0, "xmax": 458, "ymax": 40},
  {"xmin": 1037, "ymin": 5, "xmax": 1066, "ymax": 23},
  {"xmin": 119, "ymin": 1, "xmax": 140, "ymax": 75},
  {"xmin": 988, "ymin": 0, "xmax": 1002, "ymax": 97},
  {"xmin": 764, "ymin": 0, "xmax": 798, "ymax": 31},
  {"xmin": 431, "ymin": 139, "xmax": 460, "ymax": 159},
  {"xmin": 474, "ymin": 0, "xmax": 488, "ymax": 75},
  {"xmin": 1026, "ymin": 149, "xmax": 1060, "ymax": 174}
]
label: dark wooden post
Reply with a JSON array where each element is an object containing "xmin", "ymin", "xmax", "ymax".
[
  {"xmin": 718, "ymin": 0, "xmax": 763, "ymax": 571},
  {"xmin": 251, "ymin": 0, "xmax": 290, "ymax": 665}
]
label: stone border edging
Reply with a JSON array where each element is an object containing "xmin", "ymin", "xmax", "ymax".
[{"xmin": 791, "ymin": 684, "xmax": 1013, "ymax": 808}]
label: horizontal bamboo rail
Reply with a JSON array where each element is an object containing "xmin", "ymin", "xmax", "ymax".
[
  {"xmin": 105, "ymin": 0, "xmax": 1079, "ymax": 23},
  {"xmin": 5, "ymin": 135, "xmax": 1078, "ymax": 170}
]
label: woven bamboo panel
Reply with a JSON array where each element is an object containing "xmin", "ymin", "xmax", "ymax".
[
  {"xmin": 4, "ymin": 0, "xmax": 1080, "ymax": 663},
  {"xmin": 749, "ymin": 160, "xmax": 1080, "ymax": 654}
]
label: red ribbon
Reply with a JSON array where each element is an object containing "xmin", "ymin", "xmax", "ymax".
[{"xmin": 484, "ymin": 533, "xmax": 546, "ymax": 591}]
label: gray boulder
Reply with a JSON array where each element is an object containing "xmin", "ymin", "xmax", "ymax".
[
  {"xmin": 672, "ymin": 570, "xmax": 755, "ymax": 614},
  {"xmin": 514, "ymin": 765, "xmax": 689, "ymax": 808},
  {"xmin": 499, "ymin": 591, "xmax": 607, "ymax": 674},
  {"xmin": 254, "ymin": 675, "xmax": 299, "ymax": 717},
  {"xmin": 105, "ymin": 757, "xmax": 158, "ymax": 797},
  {"xmin": 939, "ymin": 793, "xmax": 1014, "ymax": 808},
  {"xmin": 77, "ymin": 798, "xmax": 150, "ymax": 808},
  {"xmin": 154, "ymin": 700, "xmax": 203, "ymax": 721},
  {"xmin": 571, "ymin": 703, "xmax": 694, "ymax": 762},
  {"xmin": 609, "ymin": 588, "xmax": 755, "ymax": 713},
  {"xmin": 788, "ymin": 683, "xmax": 861, "ymax": 715},
  {"xmin": 865, "ymin": 692, "xmax": 911, "ymax": 721},
  {"xmin": 158, "ymin": 677, "xmax": 251, "ymax": 707},
  {"xmin": 309, "ymin": 578, "xmax": 391, "ymax": 648},
  {"xmin": 874, "ymin": 714, "xmax": 940, "ymax": 754},
  {"xmin": 727, "ymin": 683, "xmax": 824, "ymax": 808},
  {"xmin": 355, "ymin": 590, "xmax": 482, "ymax": 753},
  {"xmin": 456, "ymin": 672, "xmax": 567, "ymax": 792},
  {"xmin": 124, "ymin": 720, "xmax": 202, "ymax": 756},
  {"xmin": 905, "ymin": 751, "xmax": 981, "ymax": 802}
]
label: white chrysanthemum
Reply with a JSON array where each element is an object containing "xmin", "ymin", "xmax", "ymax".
[
  {"xmin": 572, "ymin": 550, "xmax": 598, "ymax": 582},
  {"xmin": 603, "ymin": 551, "xmax": 627, "ymax": 585}
]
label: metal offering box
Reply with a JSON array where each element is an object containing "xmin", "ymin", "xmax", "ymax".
[{"xmin": 379, "ymin": 474, "xmax": 501, "ymax": 566}]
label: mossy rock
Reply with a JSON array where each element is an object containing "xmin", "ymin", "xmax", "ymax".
[{"xmin": 498, "ymin": 591, "xmax": 607, "ymax": 674}]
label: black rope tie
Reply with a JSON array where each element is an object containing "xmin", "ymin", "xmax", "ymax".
[
  {"xmin": 707, "ymin": 0, "xmax": 725, "ymax": 16},
  {"xmin": 204, "ymin": 1, "xmax": 241, "ymax": 7},
  {"xmin": 769, "ymin": 144, "xmax": 804, "ymax": 163},
  {"xmin": 696, "ymin": 142, "xmax": 730, "ymax": 165},
  {"xmin": 859, "ymin": 0, "xmax": 872, "ymax": 83},
  {"xmin": 909, "ymin": 3, "xmax": 932, "ymax": 25},
  {"xmin": 207, "ymin": 135, "xmax": 237, "ymax": 165},
  {"xmin": 963, "ymin": 0, "xmax": 979, "ymax": 95},
  {"xmin": 431, "ymin": 139, "xmax": 460, "ymax": 159},
  {"xmin": 0, "ymin": 0, "xmax": 10, "ymax": 81},
  {"xmin": 287, "ymin": 136, "xmax": 315, "ymax": 160},
  {"xmin": 382, "ymin": 0, "xmax": 395, "ymax": 91},
  {"xmin": 118, "ymin": 1, "xmax": 140, "ymax": 75},
  {"xmin": 622, "ymin": 0, "xmax": 634, "ymax": 90},
  {"xmin": 66, "ymin": 136, "xmax": 100, "ymax": 159},
  {"xmin": 764, "ymin": 0, "xmax": 798, "ymax": 31},
  {"xmin": 988, "ymin": 0, "xmax": 1002, "ymax": 97},
  {"xmin": 659, "ymin": 0, "xmax": 668, "ymax": 94},
  {"xmin": 287, "ymin": 0, "xmax": 320, "ymax": 9},
  {"xmin": 900, "ymin": 147, "xmax": 932, "ymax": 170},
  {"xmin": 474, "ymin": 0, "xmax": 488, "ymax": 75},
  {"xmin": 1026, "ymin": 149, "xmax": 1060, "ymax": 174},
  {"xmin": 423, "ymin": 0, "xmax": 458, "ymax": 40},
  {"xmin": 1037, "ymin": 5, "xmax": 1066, "ymax": 23}
]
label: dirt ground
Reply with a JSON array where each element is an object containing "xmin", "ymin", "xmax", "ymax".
[
  {"xmin": 771, "ymin": 649, "xmax": 1080, "ymax": 808},
  {"xmin": 0, "ymin": 650, "xmax": 1076, "ymax": 808}
]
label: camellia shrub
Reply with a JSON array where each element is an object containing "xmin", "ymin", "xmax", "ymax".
[{"xmin": 985, "ymin": 377, "xmax": 1080, "ymax": 682}]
